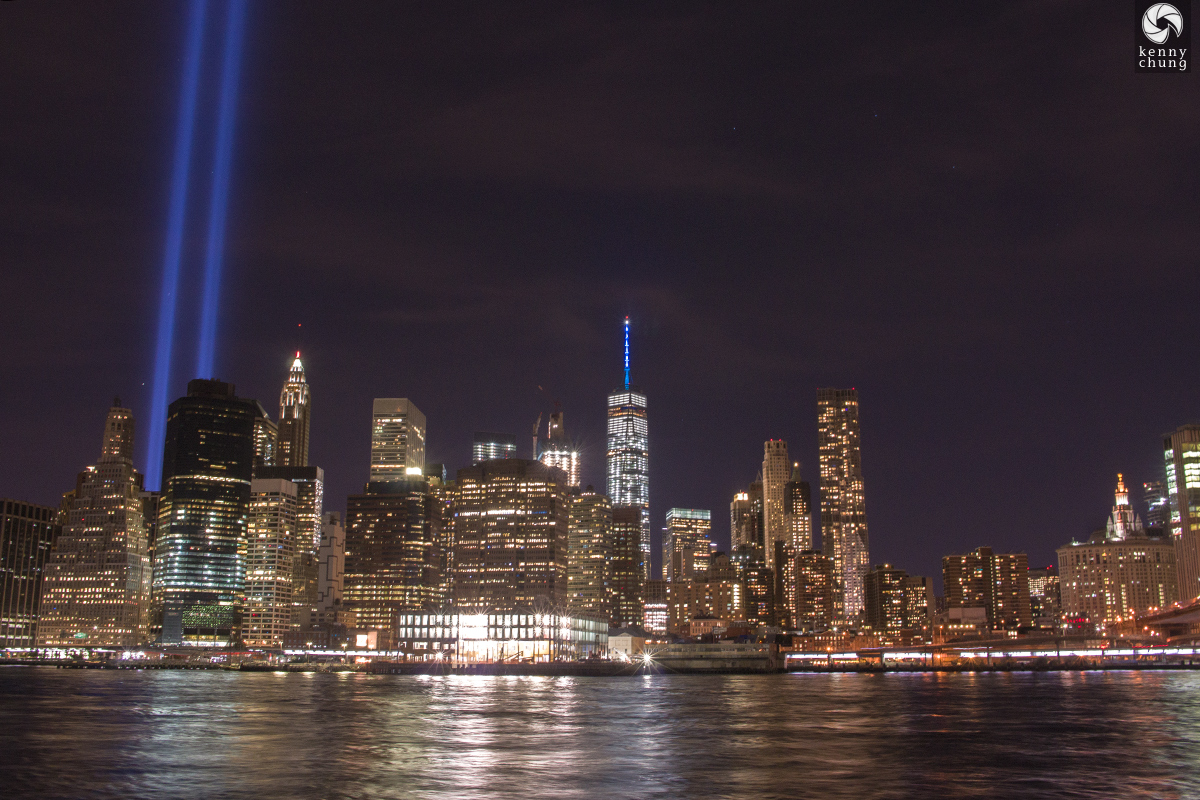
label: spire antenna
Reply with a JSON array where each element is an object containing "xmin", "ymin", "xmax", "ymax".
[{"xmin": 623, "ymin": 316, "xmax": 631, "ymax": 390}]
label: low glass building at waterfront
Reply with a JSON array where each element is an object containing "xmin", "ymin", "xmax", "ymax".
[{"xmin": 393, "ymin": 610, "xmax": 608, "ymax": 662}]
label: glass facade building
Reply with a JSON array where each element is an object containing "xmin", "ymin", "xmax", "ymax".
[
  {"xmin": 0, "ymin": 499, "xmax": 59, "ymax": 648},
  {"xmin": 607, "ymin": 318, "xmax": 650, "ymax": 581},
  {"xmin": 392, "ymin": 610, "xmax": 608, "ymax": 662},
  {"xmin": 1165, "ymin": 424, "xmax": 1200, "ymax": 601},
  {"xmin": 452, "ymin": 459, "xmax": 569, "ymax": 611},
  {"xmin": 370, "ymin": 398, "xmax": 426, "ymax": 480},
  {"xmin": 345, "ymin": 477, "xmax": 446, "ymax": 646},
  {"xmin": 154, "ymin": 379, "xmax": 258, "ymax": 646}
]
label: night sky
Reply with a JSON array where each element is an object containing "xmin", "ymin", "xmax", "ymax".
[{"xmin": 2, "ymin": 2, "xmax": 1197, "ymax": 586}]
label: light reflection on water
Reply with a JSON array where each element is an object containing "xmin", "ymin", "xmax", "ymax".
[{"xmin": 2, "ymin": 668, "xmax": 1198, "ymax": 799}]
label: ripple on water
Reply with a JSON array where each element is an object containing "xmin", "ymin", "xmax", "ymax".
[{"xmin": 0, "ymin": 669, "xmax": 1197, "ymax": 799}]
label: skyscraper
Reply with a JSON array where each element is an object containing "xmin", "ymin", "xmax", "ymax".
[
  {"xmin": 370, "ymin": 398, "xmax": 426, "ymax": 480},
  {"xmin": 943, "ymin": 546, "xmax": 1031, "ymax": 631},
  {"xmin": 817, "ymin": 388, "xmax": 870, "ymax": 621},
  {"xmin": 863, "ymin": 564, "xmax": 907, "ymax": 638},
  {"xmin": 345, "ymin": 476, "xmax": 445, "ymax": 645},
  {"xmin": 473, "ymin": 432, "xmax": 517, "ymax": 464},
  {"xmin": 243, "ymin": 478, "xmax": 298, "ymax": 648},
  {"xmin": 794, "ymin": 549, "xmax": 834, "ymax": 632},
  {"xmin": 663, "ymin": 508, "xmax": 712, "ymax": 582},
  {"xmin": 1057, "ymin": 476, "xmax": 1177, "ymax": 627},
  {"xmin": 277, "ymin": 353, "xmax": 311, "ymax": 467},
  {"xmin": 784, "ymin": 463, "xmax": 813, "ymax": 552},
  {"xmin": 730, "ymin": 492, "xmax": 756, "ymax": 552},
  {"xmin": 255, "ymin": 466, "xmax": 324, "ymax": 555},
  {"xmin": 567, "ymin": 489, "xmax": 612, "ymax": 620},
  {"xmin": 251, "ymin": 405, "xmax": 278, "ymax": 469},
  {"xmin": 540, "ymin": 412, "xmax": 580, "ymax": 488},
  {"xmin": 1165, "ymin": 425, "xmax": 1200, "ymax": 601},
  {"xmin": 607, "ymin": 317, "xmax": 650, "ymax": 580},
  {"xmin": 610, "ymin": 505, "xmax": 645, "ymax": 628},
  {"xmin": 0, "ymin": 499, "xmax": 60, "ymax": 648},
  {"xmin": 154, "ymin": 379, "xmax": 257, "ymax": 646},
  {"xmin": 762, "ymin": 440, "xmax": 790, "ymax": 573},
  {"xmin": 1144, "ymin": 479, "xmax": 1169, "ymax": 530},
  {"xmin": 37, "ymin": 401, "xmax": 151, "ymax": 647},
  {"xmin": 452, "ymin": 459, "xmax": 569, "ymax": 610}
]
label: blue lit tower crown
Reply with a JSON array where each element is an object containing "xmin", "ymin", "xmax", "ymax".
[{"xmin": 606, "ymin": 317, "xmax": 650, "ymax": 580}]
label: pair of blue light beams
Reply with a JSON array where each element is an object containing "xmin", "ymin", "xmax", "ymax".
[{"xmin": 145, "ymin": 0, "xmax": 248, "ymax": 490}]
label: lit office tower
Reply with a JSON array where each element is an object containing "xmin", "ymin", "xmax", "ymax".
[
  {"xmin": 540, "ymin": 412, "xmax": 580, "ymax": 488},
  {"xmin": 817, "ymin": 388, "xmax": 870, "ymax": 621},
  {"xmin": 610, "ymin": 505, "xmax": 645, "ymax": 628},
  {"xmin": 473, "ymin": 432, "xmax": 517, "ymax": 464},
  {"xmin": 607, "ymin": 317, "xmax": 650, "ymax": 580},
  {"xmin": 1165, "ymin": 425, "xmax": 1200, "ymax": 601},
  {"xmin": 277, "ymin": 353, "xmax": 311, "ymax": 467},
  {"xmin": 663, "ymin": 508, "xmax": 713, "ymax": 582},
  {"xmin": 255, "ymin": 466, "xmax": 324, "ymax": 555},
  {"xmin": 762, "ymin": 441, "xmax": 791, "ymax": 572},
  {"xmin": 452, "ymin": 459, "xmax": 569, "ymax": 610},
  {"xmin": 0, "ymin": 500, "xmax": 60, "ymax": 648},
  {"xmin": 37, "ymin": 401, "xmax": 151, "ymax": 647},
  {"xmin": 252, "ymin": 405, "xmax": 278, "ymax": 469},
  {"xmin": 567, "ymin": 490, "xmax": 612, "ymax": 620},
  {"xmin": 785, "ymin": 463, "xmax": 813, "ymax": 552},
  {"xmin": 1144, "ymin": 480, "xmax": 1169, "ymax": 530},
  {"xmin": 731, "ymin": 492, "xmax": 755, "ymax": 551},
  {"xmin": 370, "ymin": 398, "xmax": 426, "ymax": 480},
  {"xmin": 154, "ymin": 379, "xmax": 257, "ymax": 646},
  {"xmin": 243, "ymin": 478, "xmax": 298, "ymax": 648},
  {"xmin": 345, "ymin": 476, "xmax": 445, "ymax": 647}
]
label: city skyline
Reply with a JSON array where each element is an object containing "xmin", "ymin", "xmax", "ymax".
[
  {"xmin": 5, "ymin": 340, "xmax": 1191, "ymax": 591},
  {"xmin": 3, "ymin": 3, "xmax": 1198, "ymax": 590}
]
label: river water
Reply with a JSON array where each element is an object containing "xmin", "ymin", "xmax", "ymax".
[{"xmin": 2, "ymin": 668, "xmax": 1198, "ymax": 799}]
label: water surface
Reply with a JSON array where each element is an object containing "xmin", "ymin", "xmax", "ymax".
[{"xmin": 2, "ymin": 668, "xmax": 1197, "ymax": 798}]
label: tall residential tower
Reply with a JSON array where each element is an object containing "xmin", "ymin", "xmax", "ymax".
[
  {"xmin": 606, "ymin": 318, "xmax": 650, "ymax": 580},
  {"xmin": 762, "ymin": 440, "xmax": 790, "ymax": 572},
  {"xmin": 818, "ymin": 387, "xmax": 870, "ymax": 622}
]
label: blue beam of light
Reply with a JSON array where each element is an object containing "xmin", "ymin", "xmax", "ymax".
[
  {"xmin": 145, "ymin": 0, "xmax": 209, "ymax": 492},
  {"xmin": 624, "ymin": 316, "xmax": 631, "ymax": 390},
  {"xmin": 195, "ymin": 0, "xmax": 248, "ymax": 379}
]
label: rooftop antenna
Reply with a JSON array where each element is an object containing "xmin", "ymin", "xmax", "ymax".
[{"xmin": 623, "ymin": 316, "xmax": 631, "ymax": 390}]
